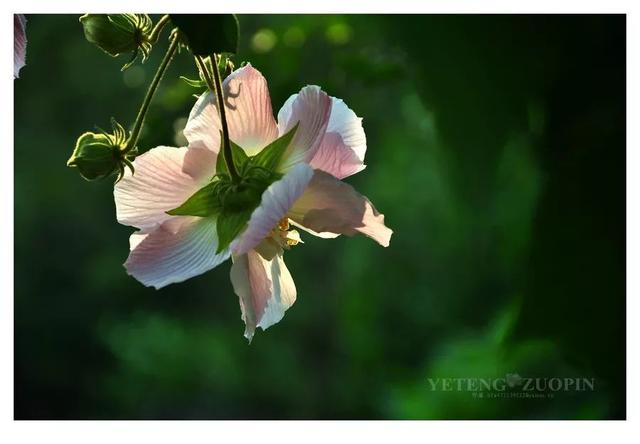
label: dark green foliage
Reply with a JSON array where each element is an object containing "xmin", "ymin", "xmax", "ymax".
[{"xmin": 170, "ymin": 14, "xmax": 239, "ymax": 55}]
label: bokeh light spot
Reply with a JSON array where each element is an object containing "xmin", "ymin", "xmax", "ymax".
[
  {"xmin": 283, "ymin": 26, "xmax": 306, "ymax": 48},
  {"xmin": 326, "ymin": 23, "xmax": 352, "ymax": 45},
  {"xmin": 251, "ymin": 28, "xmax": 278, "ymax": 54}
]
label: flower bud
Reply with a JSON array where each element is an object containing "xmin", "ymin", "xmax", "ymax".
[
  {"xmin": 67, "ymin": 132, "xmax": 120, "ymax": 181},
  {"xmin": 67, "ymin": 120, "xmax": 135, "ymax": 181},
  {"xmin": 79, "ymin": 14, "xmax": 152, "ymax": 69}
]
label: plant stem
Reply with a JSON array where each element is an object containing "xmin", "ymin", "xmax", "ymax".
[
  {"xmin": 147, "ymin": 14, "xmax": 170, "ymax": 44},
  {"xmin": 126, "ymin": 30, "xmax": 179, "ymax": 153},
  {"xmin": 195, "ymin": 54, "xmax": 239, "ymax": 182}
]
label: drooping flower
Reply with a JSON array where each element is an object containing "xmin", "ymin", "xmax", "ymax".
[
  {"xmin": 14, "ymin": 14, "xmax": 27, "ymax": 78},
  {"xmin": 114, "ymin": 64, "xmax": 392, "ymax": 341}
]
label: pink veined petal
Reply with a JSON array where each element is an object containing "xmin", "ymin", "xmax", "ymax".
[
  {"xmin": 276, "ymin": 85, "xmax": 332, "ymax": 171},
  {"xmin": 14, "ymin": 14, "xmax": 26, "ymax": 79},
  {"xmin": 125, "ymin": 217, "xmax": 230, "ymax": 289},
  {"xmin": 114, "ymin": 146, "xmax": 216, "ymax": 231},
  {"xmin": 309, "ymin": 96, "xmax": 367, "ymax": 179},
  {"xmin": 309, "ymin": 132, "xmax": 366, "ymax": 180},
  {"xmin": 231, "ymin": 163, "xmax": 314, "ymax": 256},
  {"xmin": 288, "ymin": 170, "xmax": 393, "ymax": 247},
  {"xmin": 230, "ymin": 250, "xmax": 296, "ymax": 342},
  {"xmin": 183, "ymin": 64, "xmax": 278, "ymax": 155}
]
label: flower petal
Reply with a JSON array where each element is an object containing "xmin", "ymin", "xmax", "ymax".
[
  {"xmin": 309, "ymin": 132, "xmax": 366, "ymax": 180},
  {"xmin": 277, "ymin": 86, "xmax": 332, "ymax": 171},
  {"xmin": 230, "ymin": 250, "xmax": 296, "ymax": 342},
  {"xmin": 183, "ymin": 64, "xmax": 278, "ymax": 155},
  {"xmin": 114, "ymin": 146, "xmax": 216, "ymax": 231},
  {"xmin": 231, "ymin": 163, "xmax": 314, "ymax": 256},
  {"xmin": 309, "ymin": 97, "xmax": 367, "ymax": 179},
  {"xmin": 289, "ymin": 220, "xmax": 340, "ymax": 239},
  {"xmin": 125, "ymin": 217, "xmax": 230, "ymax": 289},
  {"xmin": 14, "ymin": 14, "xmax": 26, "ymax": 79},
  {"xmin": 183, "ymin": 93, "xmax": 221, "ymax": 153},
  {"xmin": 288, "ymin": 170, "xmax": 392, "ymax": 247}
]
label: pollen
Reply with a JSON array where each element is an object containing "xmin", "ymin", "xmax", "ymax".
[
  {"xmin": 278, "ymin": 218, "xmax": 290, "ymax": 231},
  {"xmin": 269, "ymin": 217, "xmax": 301, "ymax": 250}
]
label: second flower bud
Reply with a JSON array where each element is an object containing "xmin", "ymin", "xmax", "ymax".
[
  {"xmin": 80, "ymin": 14, "xmax": 153, "ymax": 70},
  {"xmin": 67, "ymin": 119, "xmax": 136, "ymax": 181}
]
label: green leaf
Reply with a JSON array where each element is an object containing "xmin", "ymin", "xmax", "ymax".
[
  {"xmin": 216, "ymin": 209, "xmax": 253, "ymax": 253},
  {"xmin": 216, "ymin": 139, "xmax": 248, "ymax": 176},
  {"xmin": 170, "ymin": 14, "xmax": 239, "ymax": 55},
  {"xmin": 252, "ymin": 122, "xmax": 299, "ymax": 172},
  {"xmin": 166, "ymin": 182, "xmax": 221, "ymax": 217}
]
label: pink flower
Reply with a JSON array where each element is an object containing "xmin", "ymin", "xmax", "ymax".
[
  {"xmin": 114, "ymin": 64, "xmax": 392, "ymax": 341},
  {"xmin": 14, "ymin": 14, "xmax": 27, "ymax": 79}
]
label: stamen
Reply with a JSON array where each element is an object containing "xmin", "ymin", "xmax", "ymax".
[
  {"xmin": 267, "ymin": 218, "xmax": 300, "ymax": 250},
  {"xmin": 278, "ymin": 218, "xmax": 290, "ymax": 231}
]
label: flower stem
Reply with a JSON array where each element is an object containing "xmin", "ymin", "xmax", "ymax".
[
  {"xmin": 125, "ymin": 29, "xmax": 179, "ymax": 153},
  {"xmin": 195, "ymin": 54, "xmax": 239, "ymax": 182},
  {"xmin": 147, "ymin": 14, "xmax": 170, "ymax": 44}
]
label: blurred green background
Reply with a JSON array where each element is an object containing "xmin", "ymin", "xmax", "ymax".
[{"xmin": 14, "ymin": 14, "xmax": 625, "ymax": 419}]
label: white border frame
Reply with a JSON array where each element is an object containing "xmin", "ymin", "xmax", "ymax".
[{"xmin": 3, "ymin": 1, "xmax": 636, "ymax": 442}]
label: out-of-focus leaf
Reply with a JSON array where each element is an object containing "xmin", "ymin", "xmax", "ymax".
[{"xmin": 170, "ymin": 14, "xmax": 239, "ymax": 55}]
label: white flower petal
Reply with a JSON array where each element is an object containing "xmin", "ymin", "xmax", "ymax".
[
  {"xmin": 183, "ymin": 64, "xmax": 278, "ymax": 155},
  {"xmin": 125, "ymin": 217, "xmax": 230, "ymax": 289},
  {"xmin": 183, "ymin": 93, "xmax": 221, "ymax": 153},
  {"xmin": 309, "ymin": 97, "xmax": 367, "ymax": 179},
  {"xmin": 230, "ymin": 250, "xmax": 296, "ymax": 342},
  {"xmin": 114, "ymin": 146, "xmax": 216, "ymax": 231}
]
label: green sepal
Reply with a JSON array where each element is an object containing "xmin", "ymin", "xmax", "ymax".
[
  {"xmin": 179, "ymin": 76, "xmax": 207, "ymax": 88},
  {"xmin": 170, "ymin": 14, "xmax": 239, "ymax": 55},
  {"xmin": 166, "ymin": 181, "xmax": 222, "ymax": 217},
  {"xmin": 252, "ymin": 122, "xmax": 299, "ymax": 172},
  {"xmin": 216, "ymin": 138, "xmax": 249, "ymax": 176},
  {"xmin": 217, "ymin": 53, "xmax": 235, "ymax": 79},
  {"xmin": 216, "ymin": 209, "xmax": 253, "ymax": 253}
]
